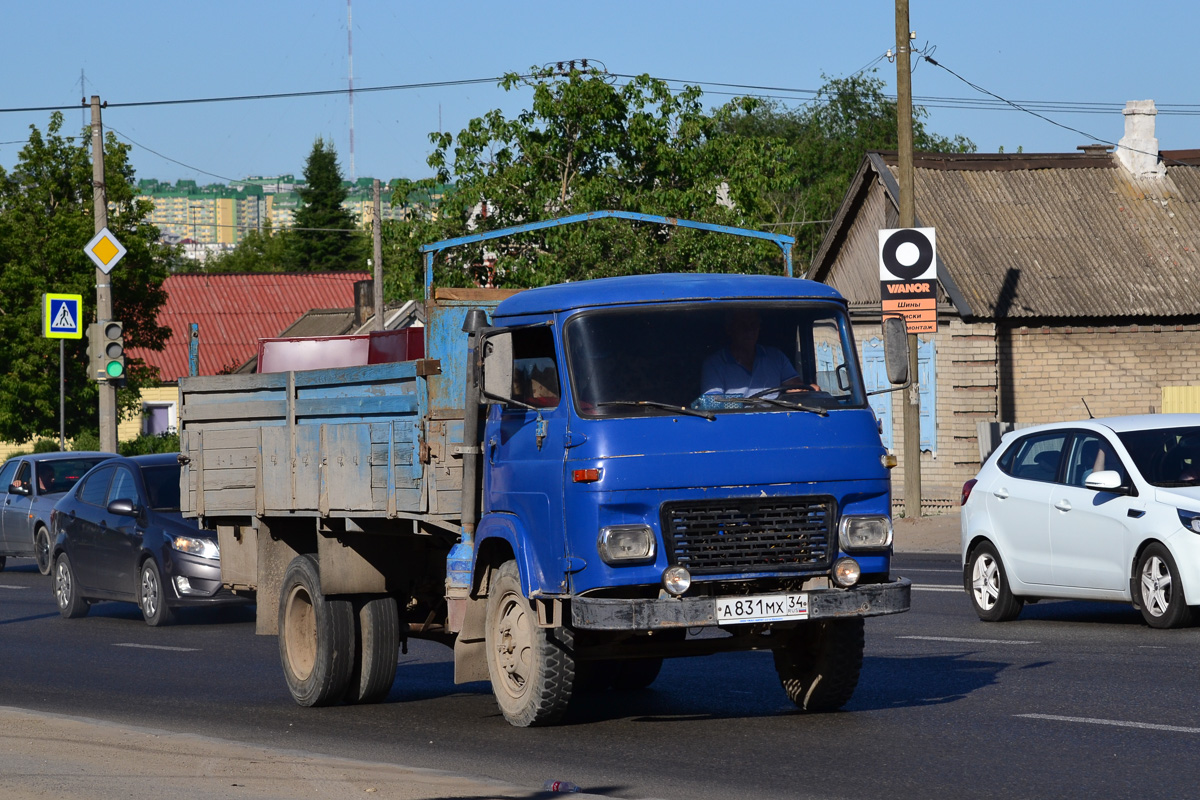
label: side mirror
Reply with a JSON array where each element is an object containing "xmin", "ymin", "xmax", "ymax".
[
  {"xmin": 481, "ymin": 331, "xmax": 514, "ymax": 404},
  {"xmin": 9, "ymin": 482, "xmax": 31, "ymax": 497},
  {"xmin": 1084, "ymin": 470, "xmax": 1126, "ymax": 493},
  {"xmin": 882, "ymin": 317, "xmax": 910, "ymax": 385},
  {"xmin": 107, "ymin": 498, "xmax": 140, "ymax": 517}
]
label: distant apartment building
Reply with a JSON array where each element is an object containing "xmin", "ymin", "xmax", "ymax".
[{"xmin": 137, "ymin": 176, "xmax": 447, "ymax": 259}]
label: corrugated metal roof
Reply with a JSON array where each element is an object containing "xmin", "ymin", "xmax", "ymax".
[
  {"xmin": 129, "ymin": 272, "xmax": 370, "ymax": 381},
  {"xmin": 813, "ymin": 151, "xmax": 1200, "ymax": 320}
]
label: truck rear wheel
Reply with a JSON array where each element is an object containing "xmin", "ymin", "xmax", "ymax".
[
  {"xmin": 484, "ymin": 560, "xmax": 575, "ymax": 727},
  {"xmin": 278, "ymin": 555, "xmax": 355, "ymax": 707},
  {"xmin": 346, "ymin": 595, "xmax": 399, "ymax": 704},
  {"xmin": 773, "ymin": 617, "xmax": 864, "ymax": 713}
]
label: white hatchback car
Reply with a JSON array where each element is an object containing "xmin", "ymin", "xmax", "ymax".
[{"xmin": 961, "ymin": 414, "xmax": 1200, "ymax": 628}]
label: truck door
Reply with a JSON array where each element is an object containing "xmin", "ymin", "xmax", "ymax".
[{"xmin": 483, "ymin": 325, "xmax": 568, "ymax": 588}]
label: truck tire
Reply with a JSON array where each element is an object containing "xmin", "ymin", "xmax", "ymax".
[
  {"xmin": 773, "ymin": 617, "xmax": 864, "ymax": 713},
  {"xmin": 347, "ymin": 595, "xmax": 399, "ymax": 704},
  {"xmin": 484, "ymin": 560, "xmax": 575, "ymax": 727},
  {"xmin": 278, "ymin": 554, "xmax": 356, "ymax": 707}
]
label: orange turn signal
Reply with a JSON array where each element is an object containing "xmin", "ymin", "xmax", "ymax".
[{"xmin": 573, "ymin": 468, "xmax": 601, "ymax": 483}]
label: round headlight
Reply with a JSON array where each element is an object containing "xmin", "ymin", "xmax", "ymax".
[
  {"xmin": 661, "ymin": 565, "xmax": 691, "ymax": 596},
  {"xmin": 833, "ymin": 557, "xmax": 861, "ymax": 588}
]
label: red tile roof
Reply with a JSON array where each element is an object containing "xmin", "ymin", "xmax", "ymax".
[{"xmin": 129, "ymin": 272, "xmax": 370, "ymax": 381}]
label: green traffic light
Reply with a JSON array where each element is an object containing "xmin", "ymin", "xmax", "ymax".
[{"xmin": 105, "ymin": 361, "xmax": 124, "ymax": 379}]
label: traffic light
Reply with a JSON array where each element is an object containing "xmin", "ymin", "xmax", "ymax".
[{"xmin": 87, "ymin": 320, "xmax": 124, "ymax": 382}]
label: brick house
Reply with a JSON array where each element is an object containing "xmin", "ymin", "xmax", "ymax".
[{"xmin": 808, "ymin": 101, "xmax": 1200, "ymax": 513}]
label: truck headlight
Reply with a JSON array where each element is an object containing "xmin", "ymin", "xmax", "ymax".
[
  {"xmin": 839, "ymin": 515, "xmax": 893, "ymax": 551},
  {"xmin": 597, "ymin": 524, "xmax": 656, "ymax": 565},
  {"xmin": 833, "ymin": 557, "xmax": 861, "ymax": 587},
  {"xmin": 662, "ymin": 565, "xmax": 691, "ymax": 596}
]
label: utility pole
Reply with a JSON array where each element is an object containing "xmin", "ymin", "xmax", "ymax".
[
  {"xmin": 895, "ymin": 0, "xmax": 922, "ymax": 517},
  {"xmin": 91, "ymin": 95, "xmax": 117, "ymax": 454},
  {"xmin": 373, "ymin": 179, "xmax": 384, "ymax": 332}
]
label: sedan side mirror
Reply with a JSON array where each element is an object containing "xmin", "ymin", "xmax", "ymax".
[
  {"xmin": 107, "ymin": 498, "xmax": 141, "ymax": 517},
  {"xmin": 1084, "ymin": 470, "xmax": 1127, "ymax": 493},
  {"xmin": 9, "ymin": 482, "xmax": 31, "ymax": 497}
]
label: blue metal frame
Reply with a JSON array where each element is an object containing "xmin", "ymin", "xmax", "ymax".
[{"xmin": 419, "ymin": 210, "xmax": 796, "ymax": 298}]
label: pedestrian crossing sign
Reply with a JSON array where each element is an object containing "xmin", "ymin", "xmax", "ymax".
[{"xmin": 43, "ymin": 293, "xmax": 84, "ymax": 339}]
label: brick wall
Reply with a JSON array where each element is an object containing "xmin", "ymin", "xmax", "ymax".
[{"xmin": 999, "ymin": 322, "xmax": 1200, "ymax": 422}]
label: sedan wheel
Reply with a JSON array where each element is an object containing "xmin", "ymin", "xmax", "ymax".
[
  {"xmin": 966, "ymin": 542, "xmax": 1023, "ymax": 622},
  {"xmin": 140, "ymin": 560, "xmax": 175, "ymax": 627},
  {"xmin": 1136, "ymin": 543, "xmax": 1193, "ymax": 629},
  {"xmin": 54, "ymin": 554, "xmax": 90, "ymax": 619},
  {"xmin": 34, "ymin": 527, "xmax": 52, "ymax": 576}
]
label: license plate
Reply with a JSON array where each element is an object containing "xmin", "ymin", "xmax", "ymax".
[{"xmin": 714, "ymin": 593, "xmax": 809, "ymax": 624}]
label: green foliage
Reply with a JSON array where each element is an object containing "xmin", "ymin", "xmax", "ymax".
[
  {"xmin": 290, "ymin": 138, "xmax": 369, "ymax": 272},
  {"xmin": 118, "ymin": 431, "xmax": 179, "ymax": 456},
  {"xmin": 382, "ymin": 68, "xmax": 973, "ymax": 298},
  {"xmin": 71, "ymin": 430, "xmax": 101, "ymax": 452},
  {"xmin": 32, "ymin": 439, "xmax": 61, "ymax": 453},
  {"xmin": 0, "ymin": 113, "xmax": 175, "ymax": 446}
]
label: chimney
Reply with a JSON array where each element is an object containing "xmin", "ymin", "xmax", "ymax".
[
  {"xmin": 354, "ymin": 279, "xmax": 375, "ymax": 328},
  {"xmin": 1116, "ymin": 100, "xmax": 1166, "ymax": 178}
]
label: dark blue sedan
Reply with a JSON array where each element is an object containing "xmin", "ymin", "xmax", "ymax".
[
  {"xmin": 1, "ymin": 452, "xmax": 115, "ymax": 574},
  {"xmin": 50, "ymin": 453, "xmax": 250, "ymax": 625}
]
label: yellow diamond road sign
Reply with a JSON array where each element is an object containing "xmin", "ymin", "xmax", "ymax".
[{"xmin": 84, "ymin": 227, "xmax": 127, "ymax": 274}]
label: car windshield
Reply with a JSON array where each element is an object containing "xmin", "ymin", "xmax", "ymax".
[
  {"xmin": 35, "ymin": 457, "xmax": 110, "ymax": 494},
  {"xmin": 141, "ymin": 464, "xmax": 181, "ymax": 510},
  {"xmin": 1116, "ymin": 426, "xmax": 1200, "ymax": 487},
  {"xmin": 564, "ymin": 302, "xmax": 865, "ymax": 418}
]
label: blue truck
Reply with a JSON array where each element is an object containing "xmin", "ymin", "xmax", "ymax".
[{"xmin": 178, "ymin": 212, "xmax": 912, "ymax": 727}]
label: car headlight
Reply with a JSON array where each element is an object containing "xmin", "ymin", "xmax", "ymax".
[
  {"xmin": 1178, "ymin": 509, "xmax": 1200, "ymax": 534},
  {"xmin": 839, "ymin": 515, "xmax": 893, "ymax": 550},
  {"xmin": 170, "ymin": 535, "xmax": 219, "ymax": 560},
  {"xmin": 597, "ymin": 524, "xmax": 656, "ymax": 565}
]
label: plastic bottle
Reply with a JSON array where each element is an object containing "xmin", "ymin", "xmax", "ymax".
[{"xmin": 543, "ymin": 779, "xmax": 582, "ymax": 793}]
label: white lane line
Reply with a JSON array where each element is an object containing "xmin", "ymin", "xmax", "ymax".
[
  {"xmin": 912, "ymin": 584, "xmax": 961, "ymax": 592},
  {"xmin": 1018, "ymin": 713, "xmax": 1200, "ymax": 734},
  {"xmin": 0, "ymin": 585, "xmax": 28, "ymax": 590},
  {"xmin": 899, "ymin": 568, "xmax": 961, "ymax": 573},
  {"xmin": 114, "ymin": 643, "xmax": 199, "ymax": 653},
  {"xmin": 898, "ymin": 635, "xmax": 1038, "ymax": 645}
]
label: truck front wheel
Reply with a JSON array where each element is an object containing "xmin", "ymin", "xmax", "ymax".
[
  {"xmin": 484, "ymin": 560, "xmax": 575, "ymax": 727},
  {"xmin": 773, "ymin": 617, "xmax": 864, "ymax": 713},
  {"xmin": 278, "ymin": 554, "xmax": 356, "ymax": 707}
]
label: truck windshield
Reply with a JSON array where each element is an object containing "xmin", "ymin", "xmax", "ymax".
[{"xmin": 564, "ymin": 303, "xmax": 865, "ymax": 418}]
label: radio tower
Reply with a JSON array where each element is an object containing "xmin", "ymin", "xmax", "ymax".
[{"xmin": 347, "ymin": 0, "xmax": 356, "ymax": 180}]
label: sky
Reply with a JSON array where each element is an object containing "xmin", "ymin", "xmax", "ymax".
[{"xmin": 2, "ymin": 1, "xmax": 1198, "ymax": 187}]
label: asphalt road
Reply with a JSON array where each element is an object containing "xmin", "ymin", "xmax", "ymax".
[{"xmin": 3, "ymin": 553, "xmax": 1200, "ymax": 800}]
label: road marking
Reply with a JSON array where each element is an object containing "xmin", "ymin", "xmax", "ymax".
[
  {"xmin": 114, "ymin": 643, "xmax": 199, "ymax": 652},
  {"xmin": 1017, "ymin": 713, "xmax": 1200, "ymax": 734},
  {"xmin": 899, "ymin": 568, "xmax": 961, "ymax": 573},
  {"xmin": 898, "ymin": 635, "xmax": 1038, "ymax": 645},
  {"xmin": 912, "ymin": 584, "xmax": 961, "ymax": 592},
  {"xmin": 0, "ymin": 585, "xmax": 28, "ymax": 590}
]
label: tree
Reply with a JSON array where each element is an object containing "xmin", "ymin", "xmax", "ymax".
[
  {"xmin": 0, "ymin": 112, "xmax": 176, "ymax": 444},
  {"xmin": 713, "ymin": 72, "xmax": 975, "ymax": 262},
  {"xmin": 387, "ymin": 68, "xmax": 973, "ymax": 296},
  {"xmin": 289, "ymin": 137, "xmax": 367, "ymax": 271},
  {"xmin": 199, "ymin": 218, "xmax": 292, "ymax": 273}
]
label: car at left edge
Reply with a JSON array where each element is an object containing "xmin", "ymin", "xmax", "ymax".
[
  {"xmin": 50, "ymin": 453, "xmax": 251, "ymax": 626},
  {"xmin": 0, "ymin": 452, "xmax": 116, "ymax": 574}
]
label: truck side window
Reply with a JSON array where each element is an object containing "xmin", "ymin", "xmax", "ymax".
[{"xmin": 511, "ymin": 327, "xmax": 560, "ymax": 409}]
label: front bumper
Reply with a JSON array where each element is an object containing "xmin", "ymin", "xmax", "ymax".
[{"xmin": 571, "ymin": 577, "xmax": 911, "ymax": 630}]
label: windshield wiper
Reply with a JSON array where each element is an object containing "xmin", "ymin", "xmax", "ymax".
[
  {"xmin": 721, "ymin": 394, "xmax": 828, "ymax": 417},
  {"xmin": 596, "ymin": 400, "xmax": 715, "ymax": 421}
]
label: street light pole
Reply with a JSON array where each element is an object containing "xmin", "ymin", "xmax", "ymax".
[{"xmin": 91, "ymin": 95, "xmax": 117, "ymax": 454}]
